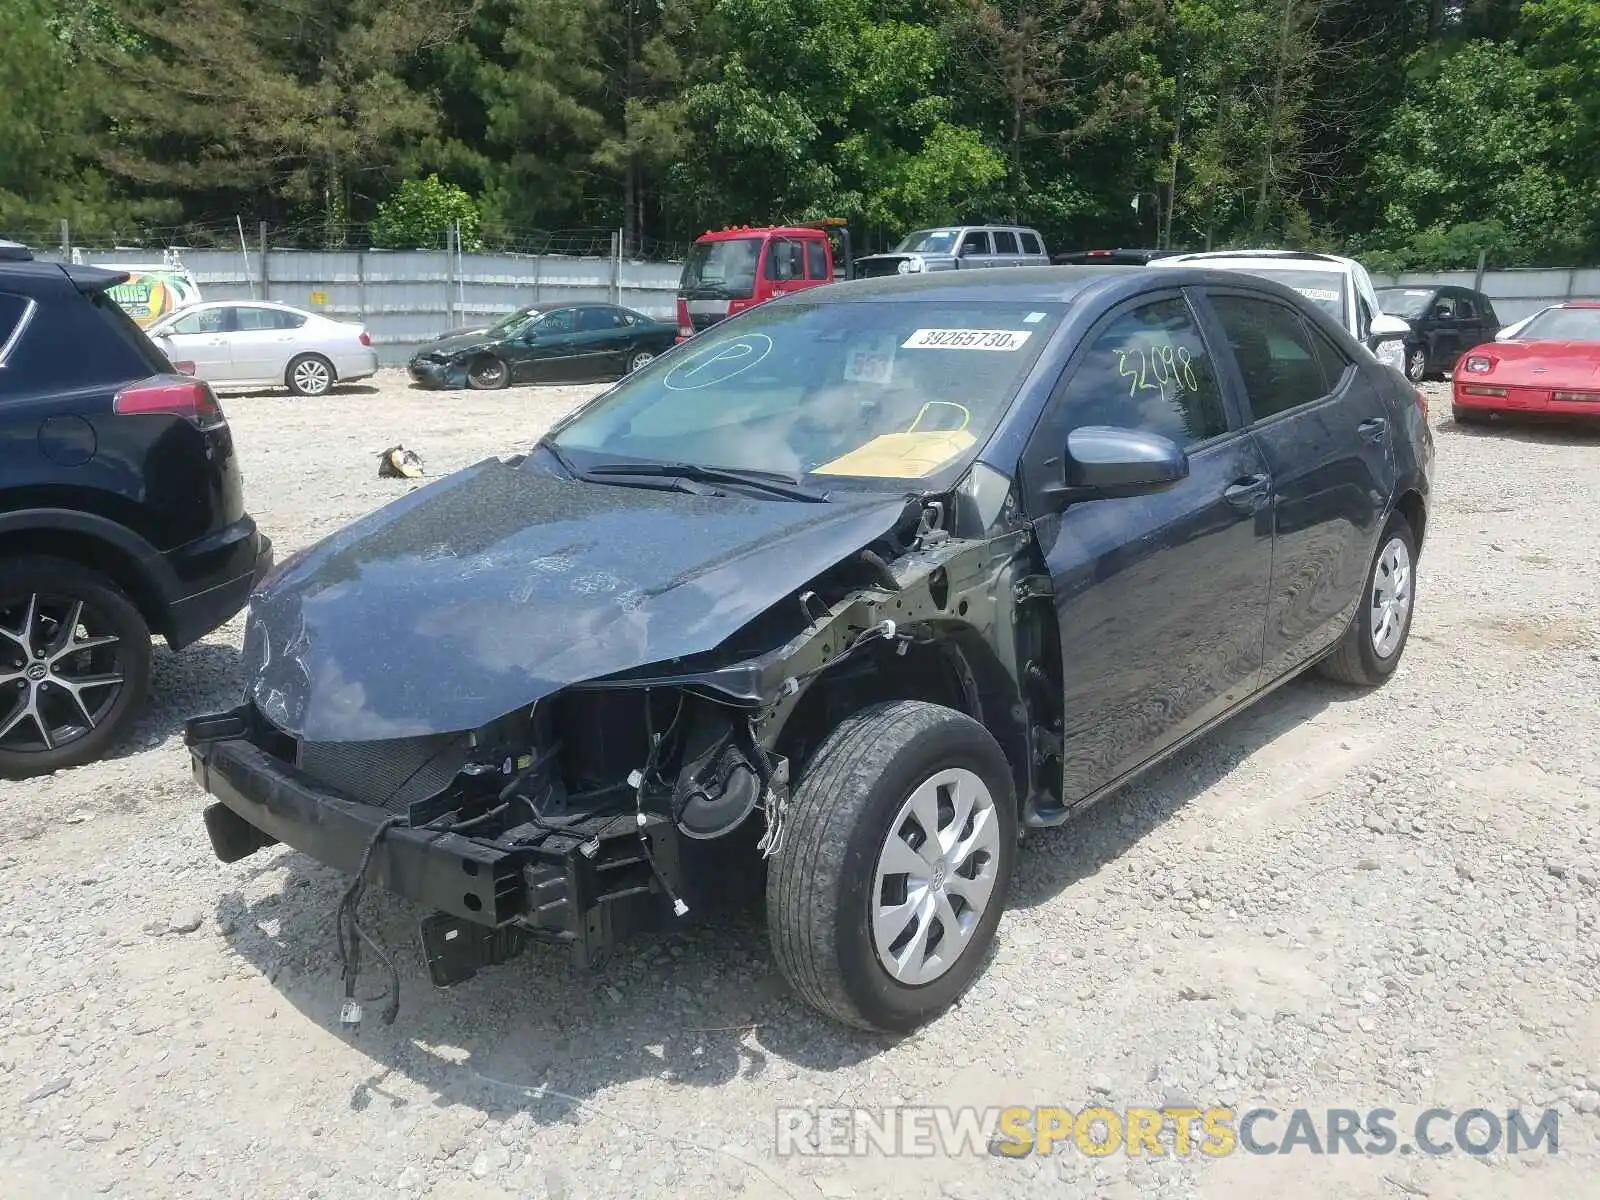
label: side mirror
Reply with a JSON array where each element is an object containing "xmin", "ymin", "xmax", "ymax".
[
  {"xmin": 1366, "ymin": 314, "xmax": 1410, "ymax": 372},
  {"xmin": 1047, "ymin": 425, "xmax": 1188, "ymax": 504}
]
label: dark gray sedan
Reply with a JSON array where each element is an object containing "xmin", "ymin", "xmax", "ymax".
[{"xmin": 188, "ymin": 265, "xmax": 1432, "ymax": 1036}]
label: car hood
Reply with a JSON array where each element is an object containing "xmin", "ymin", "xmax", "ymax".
[
  {"xmin": 1475, "ymin": 340, "xmax": 1600, "ymax": 385},
  {"xmin": 413, "ymin": 329, "xmax": 498, "ymax": 360},
  {"xmin": 243, "ymin": 456, "xmax": 916, "ymax": 741}
]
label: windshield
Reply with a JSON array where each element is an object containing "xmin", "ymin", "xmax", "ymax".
[
  {"xmin": 679, "ymin": 237, "xmax": 761, "ymax": 300},
  {"xmin": 550, "ymin": 299, "xmax": 1065, "ymax": 485},
  {"xmin": 1516, "ymin": 307, "xmax": 1600, "ymax": 341},
  {"xmin": 1376, "ymin": 288, "xmax": 1434, "ymax": 319},
  {"xmin": 487, "ymin": 308, "xmax": 539, "ymax": 337},
  {"xmin": 896, "ymin": 230, "xmax": 960, "ymax": 255}
]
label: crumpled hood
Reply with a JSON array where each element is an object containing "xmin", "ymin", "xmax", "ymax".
[
  {"xmin": 413, "ymin": 328, "xmax": 495, "ymax": 360},
  {"xmin": 244, "ymin": 455, "xmax": 915, "ymax": 741},
  {"xmin": 1481, "ymin": 340, "xmax": 1600, "ymax": 386}
]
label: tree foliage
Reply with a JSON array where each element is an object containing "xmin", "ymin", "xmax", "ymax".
[{"xmin": 0, "ymin": 0, "xmax": 1596, "ymax": 268}]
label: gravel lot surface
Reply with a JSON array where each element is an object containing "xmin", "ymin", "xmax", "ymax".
[{"xmin": 3, "ymin": 372, "xmax": 1600, "ymax": 1199}]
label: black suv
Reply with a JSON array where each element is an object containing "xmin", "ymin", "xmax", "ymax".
[
  {"xmin": 0, "ymin": 241, "xmax": 271, "ymax": 778},
  {"xmin": 1375, "ymin": 284, "xmax": 1502, "ymax": 381}
]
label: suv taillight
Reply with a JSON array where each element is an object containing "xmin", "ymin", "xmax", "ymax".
[
  {"xmin": 359, "ymin": 331, "xmax": 372, "ymax": 347},
  {"xmin": 114, "ymin": 375, "xmax": 226, "ymax": 430}
]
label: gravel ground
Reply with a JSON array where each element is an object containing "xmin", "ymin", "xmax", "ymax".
[{"xmin": 3, "ymin": 372, "xmax": 1600, "ymax": 1199}]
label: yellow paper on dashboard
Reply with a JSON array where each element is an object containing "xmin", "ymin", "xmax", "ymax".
[{"xmin": 813, "ymin": 430, "xmax": 976, "ymax": 478}]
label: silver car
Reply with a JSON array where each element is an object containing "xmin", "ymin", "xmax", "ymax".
[
  {"xmin": 853, "ymin": 225, "xmax": 1051, "ymax": 278},
  {"xmin": 146, "ymin": 300, "xmax": 379, "ymax": 396}
]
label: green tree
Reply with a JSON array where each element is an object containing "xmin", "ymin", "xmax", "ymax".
[
  {"xmin": 1368, "ymin": 39, "xmax": 1582, "ymax": 267},
  {"xmin": 371, "ymin": 174, "xmax": 483, "ymax": 248}
]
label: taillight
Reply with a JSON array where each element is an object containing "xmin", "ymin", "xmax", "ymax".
[
  {"xmin": 113, "ymin": 375, "xmax": 226, "ymax": 430},
  {"xmin": 1413, "ymin": 387, "xmax": 1428, "ymax": 421},
  {"xmin": 675, "ymin": 296, "xmax": 693, "ymax": 340},
  {"xmin": 359, "ymin": 331, "xmax": 372, "ymax": 347}
]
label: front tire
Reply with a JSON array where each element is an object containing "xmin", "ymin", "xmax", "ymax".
[
  {"xmin": 286, "ymin": 354, "xmax": 335, "ymax": 397},
  {"xmin": 1316, "ymin": 514, "xmax": 1417, "ymax": 687},
  {"xmin": 467, "ymin": 356, "xmax": 509, "ymax": 390},
  {"xmin": 766, "ymin": 700, "xmax": 1017, "ymax": 1033},
  {"xmin": 626, "ymin": 350, "xmax": 656, "ymax": 374},
  {"xmin": 1404, "ymin": 347, "xmax": 1428, "ymax": 382},
  {"xmin": 0, "ymin": 557, "xmax": 152, "ymax": 779}
]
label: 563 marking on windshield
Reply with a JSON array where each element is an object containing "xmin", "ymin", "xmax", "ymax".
[
  {"xmin": 902, "ymin": 329, "xmax": 1033, "ymax": 352},
  {"xmin": 1117, "ymin": 344, "xmax": 1200, "ymax": 402}
]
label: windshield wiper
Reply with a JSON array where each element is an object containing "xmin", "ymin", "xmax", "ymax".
[{"xmin": 585, "ymin": 461, "xmax": 829, "ymax": 503}]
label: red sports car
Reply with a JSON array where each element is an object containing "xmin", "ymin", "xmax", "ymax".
[{"xmin": 1452, "ymin": 300, "xmax": 1600, "ymax": 423}]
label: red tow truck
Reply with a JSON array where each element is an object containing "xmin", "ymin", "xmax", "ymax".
[{"xmin": 674, "ymin": 218, "xmax": 852, "ymax": 341}]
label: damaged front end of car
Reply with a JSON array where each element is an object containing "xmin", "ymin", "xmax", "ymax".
[{"xmin": 185, "ymin": 458, "xmax": 1065, "ymax": 1027}]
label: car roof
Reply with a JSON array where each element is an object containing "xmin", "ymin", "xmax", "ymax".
[
  {"xmin": 799, "ymin": 263, "xmax": 1322, "ymax": 308},
  {"xmin": 1159, "ymin": 249, "xmax": 1357, "ymax": 271}
]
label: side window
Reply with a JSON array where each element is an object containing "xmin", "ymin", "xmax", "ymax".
[
  {"xmin": 1210, "ymin": 295, "xmax": 1331, "ymax": 420},
  {"xmin": 536, "ymin": 308, "xmax": 575, "ymax": 335},
  {"xmin": 1019, "ymin": 231, "xmax": 1043, "ymax": 255},
  {"xmin": 1432, "ymin": 295, "xmax": 1457, "ymax": 319},
  {"xmin": 234, "ymin": 307, "xmax": 295, "ymax": 332},
  {"xmin": 805, "ymin": 238, "xmax": 829, "ymax": 280},
  {"xmin": 765, "ymin": 239, "xmax": 803, "ymax": 281},
  {"xmin": 959, "ymin": 231, "xmax": 991, "ymax": 257},
  {"xmin": 1040, "ymin": 296, "xmax": 1228, "ymax": 451},
  {"xmin": 1454, "ymin": 294, "xmax": 1477, "ymax": 319},
  {"xmin": 576, "ymin": 307, "xmax": 623, "ymax": 332},
  {"xmin": 992, "ymin": 230, "xmax": 1020, "ymax": 255},
  {"xmin": 1306, "ymin": 323, "xmax": 1353, "ymax": 391},
  {"xmin": 172, "ymin": 308, "xmax": 228, "ymax": 335}
]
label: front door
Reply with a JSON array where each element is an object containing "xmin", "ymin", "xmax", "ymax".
[
  {"xmin": 158, "ymin": 307, "xmax": 234, "ymax": 382},
  {"xmin": 1203, "ymin": 289, "xmax": 1396, "ymax": 680},
  {"xmin": 1020, "ymin": 290, "xmax": 1273, "ymax": 804},
  {"xmin": 761, "ymin": 238, "xmax": 813, "ymax": 301},
  {"xmin": 513, "ymin": 308, "xmax": 578, "ymax": 383},
  {"xmin": 229, "ymin": 305, "xmax": 299, "ymax": 384}
]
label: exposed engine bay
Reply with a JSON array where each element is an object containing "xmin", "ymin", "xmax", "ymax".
[{"xmin": 188, "ymin": 475, "xmax": 1064, "ymax": 1027}]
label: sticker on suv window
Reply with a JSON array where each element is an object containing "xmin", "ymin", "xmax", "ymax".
[
  {"xmin": 1293, "ymin": 287, "xmax": 1341, "ymax": 303},
  {"xmin": 901, "ymin": 328, "xmax": 1032, "ymax": 351}
]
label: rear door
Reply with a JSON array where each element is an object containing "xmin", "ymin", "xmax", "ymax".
[
  {"xmin": 229, "ymin": 305, "xmax": 305, "ymax": 384},
  {"xmin": 1201, "ymin": 288, "xmax": 1396, "ymax": 681},
  {"xmin": 571, "ymin": 305, "xmax": 631, "ymax": 377},
  {"xmin": 1020, "ymin": 288, "xmax": 1273, "ymax": 804},
  {"xmin": 990, "ymin": 229, "xmax": 1021, "ymax": 266}
]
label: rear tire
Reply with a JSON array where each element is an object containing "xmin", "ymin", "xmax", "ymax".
[
  {"xmin": 286, "ymin": 354, "xmax": 335, "ymax": 397},
  {"xmin": 0, "ymin": 557, "xmax": 152, "ymax": 780},
  {"xmin": 467, "ymin": 356, "xmax": 509, "ymax": 390},
  {"xmin": 1316, "ymin": 514, "xmax": 1417, "ymax": 688},
  {"xmin": 766, "ymin": 700, "xmax": 1017, "ymax": 1033}
]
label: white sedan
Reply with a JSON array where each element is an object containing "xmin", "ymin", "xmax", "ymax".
[{"xmin": 146, "ymin": 301, "xmax": 379, "ymax": 396}]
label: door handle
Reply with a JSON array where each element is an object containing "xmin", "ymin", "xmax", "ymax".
[
  {"xmin": 1223, "ymin": 473, "xmax": 1271, "ymax": 510},
  {"xmin": 1358, "ymin": 417, "xmax": 1389, "ymax": 442}
]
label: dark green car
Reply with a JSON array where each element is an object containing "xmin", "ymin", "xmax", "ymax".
[{"xmin": 407, "ymin": 302, "xmax": 679, "ymax": 390}]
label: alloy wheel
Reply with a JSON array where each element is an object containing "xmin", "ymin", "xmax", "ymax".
[
  {"xmin": 292, "ymin": 357, "xmax": 332, "ymax": 395},
  {"xmin": 871, "ymin": 767, "xmax": 1002, "ymax": 986},
  {"xmin": 1370, "ymin": 536, "xmax": 1413, "ymax": 659},
  {"xmin": 629, "ymin": 351, "xmax": 655, "ymax": 373},
  {"xmin": 1406, "ymin": 349, "xmax": 1426, "ymax": 382},
  {"xmin": 0, "ymin": 593, "xmax": 126, "ymax": 754}
]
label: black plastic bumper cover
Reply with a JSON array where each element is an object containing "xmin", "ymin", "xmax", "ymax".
[{"xmin": 189, "ymin": 729, "xmax": 520, "ymax": 928}]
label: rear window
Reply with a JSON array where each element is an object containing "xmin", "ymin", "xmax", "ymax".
[
  {"xmin": 1019, "ymin": 232, "xmax": 1042, "ymax": 255},
  {"xmin": 0, "ymin": 282, "xmax": 168, "ymax": 398},
  {"xmin": 992, "ymin": 230, "xmax": 1020, "ymax": 255}
]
